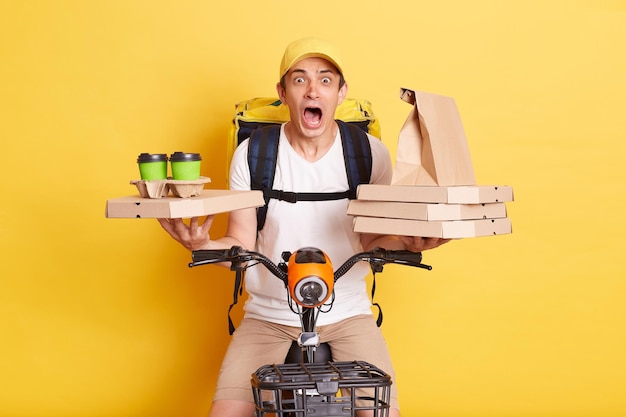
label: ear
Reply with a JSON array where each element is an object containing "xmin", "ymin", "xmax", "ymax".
[
  {"xmin": 276, "ymin": 83, "xmax": 286, "ymax": 101},
  {"xmin": 337, "ymin": 83, "xmax": 348, "ymax": 105}
]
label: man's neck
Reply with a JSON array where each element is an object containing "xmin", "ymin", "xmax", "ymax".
[{"xmin": 284, "ymin": 121, "xmax": 338, "ymax": 162}]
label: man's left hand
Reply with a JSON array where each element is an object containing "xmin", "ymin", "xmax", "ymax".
[{"xmin": 400, "ymin": 236, "xmax": 451, "ymax": 252}]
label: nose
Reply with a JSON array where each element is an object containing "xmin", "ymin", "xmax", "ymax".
[{"xmin": 305, "ymin": 83, "xmax": 320, "ymax": 100}]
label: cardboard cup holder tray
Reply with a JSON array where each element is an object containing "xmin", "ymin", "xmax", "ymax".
[{"xmin": 130, "ymin": 177, "xmax": 211, "ymax": 198}]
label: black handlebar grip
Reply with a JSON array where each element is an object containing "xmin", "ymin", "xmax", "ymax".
[
  {"xmin": 380, "ymin": 250, "xmax": 423, "ymax": 264},
  {"xmin": 191, "ymin": 249, "xmax": 232, "ymax": 263}
]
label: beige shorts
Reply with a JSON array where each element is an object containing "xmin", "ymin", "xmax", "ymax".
[{"xmin": 213, "ymin": 314, "xmax": 399, "ymax": 410}]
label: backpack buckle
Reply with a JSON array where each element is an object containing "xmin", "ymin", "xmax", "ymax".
[{"xmin": 277, "ymin": 190, "xmax": 298, "ymax": 203}]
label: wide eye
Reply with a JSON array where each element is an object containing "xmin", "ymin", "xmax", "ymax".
[
  {"xmin": 295, "ymin": 77, "xmax": 305, "ymax": 84},
  {"xmin": 321, "ymin": 77, "xmax": 331, "ymax": 84}
]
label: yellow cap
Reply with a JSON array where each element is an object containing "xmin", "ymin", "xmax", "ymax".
[{"xmin": 279, "ymin": 37, "xmax": 344, "ymax": 79}]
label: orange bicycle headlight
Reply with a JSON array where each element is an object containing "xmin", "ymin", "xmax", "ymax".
[{"xmin": 287, "ymin": 247, "xmax": 334, "ymax": 308}]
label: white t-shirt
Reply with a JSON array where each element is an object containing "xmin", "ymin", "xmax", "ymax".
[{"xmin": 229, "ymin": 123, "xmax": 392, "ymax": 326}]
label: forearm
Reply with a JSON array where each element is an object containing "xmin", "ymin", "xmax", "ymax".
[
  {"xmin": 361, "ymin": 234, "xmax": 405, "ymax": 251},
  {"xmin": 361, "ymin": 233, "xmax": 451, "ymax": 253},
  {"xmin": 195, "ymin": 235, "xmax": 248, "ymax": 250}
]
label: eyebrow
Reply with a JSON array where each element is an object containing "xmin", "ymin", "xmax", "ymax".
[{"xmin": 290, "ymin": 68, "xmax": 336, "ymax": 76}]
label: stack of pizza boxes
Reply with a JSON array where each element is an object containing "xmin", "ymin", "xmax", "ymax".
[{"xmin": 349, "ymin": 88, "xmax": 513, "ymax": 239}]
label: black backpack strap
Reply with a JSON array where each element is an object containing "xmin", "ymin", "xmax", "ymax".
[
  {"xmin": 227, "ymin": 269, "xmax": 245, "ymax": 335},
  {"xmin": 247, "ymin": 121, "xmax": 373, "ymax": 231},
  {"xmin": 337, "ymin": 120, "xmax": 373, "ymax": 197},
  {"xmin": 371, "ymin": 270, "xmax": 383, "ymax": 327},
  {"xmin": 337, "ymin": 121, "xmax": 382, "ymax": 325},
  {"xmin": 248, "ymin": 125, "xmax": 281, "ymax": 231},
  {"xmin": 262, "ymin": 189, "xmax": 352, "ymax": 203},
  {"xmin": 263, "ymin": 122, "xmax": 372, "ymax": 203}
]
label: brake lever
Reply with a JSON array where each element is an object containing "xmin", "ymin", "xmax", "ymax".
[{"xmin": 393, "ymin": 259, "xmax": 432, "ymax": 270}]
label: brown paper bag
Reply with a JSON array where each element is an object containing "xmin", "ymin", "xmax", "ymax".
[{"xmin": 391, "ymin": 88, "xmax": 476, "ymax": 186}]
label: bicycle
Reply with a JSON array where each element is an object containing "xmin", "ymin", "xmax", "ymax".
[{"xmin": 189, "ymin": 246, "xmax": 431, "ymax": 417}]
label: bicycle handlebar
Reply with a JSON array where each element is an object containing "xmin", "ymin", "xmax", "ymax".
[
  {"xmin": 190, "ymin": 246, "xmax": 288, "ymax": 283},
  {"xmin": 334, "ymin": 248, "xmax": 431, "ymax": 277},
  {"xmin": 189, "ymin": 246, "xmax": 431, "ymax": 280}
]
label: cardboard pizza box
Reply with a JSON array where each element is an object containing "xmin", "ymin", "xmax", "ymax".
[
  {"xmin": 353, "ymin": 216, "xmax": 512, "ymax": 239},
  {"xmin": 106, "ymin": 189, "xmax": 264, "ymax": 219},
  {"xmin": 356, "ymin": 184, "xmax": 514, "ymax": 204},
  {"xmin": 347, "ymin": 200, "xmax": 507, "ymax": 221}
]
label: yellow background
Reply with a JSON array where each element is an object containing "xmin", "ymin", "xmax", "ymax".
[{"xmin": 1, "ymin": 1, "xmax": 625, "ymax": 416}]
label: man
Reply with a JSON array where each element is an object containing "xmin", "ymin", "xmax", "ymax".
[{"xmin": 158, "ymin": 37, "xmax": 449, "ymax": 417}]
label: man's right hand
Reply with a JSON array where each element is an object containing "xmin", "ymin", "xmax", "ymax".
[{"xmin": 157, "ymin": 216, "xmax": 214, "ymax": 251}]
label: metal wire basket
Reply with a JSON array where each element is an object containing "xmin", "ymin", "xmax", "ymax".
[{"xmin": 252, "ymin": 361, "xmax": 392, "ymax": 417}]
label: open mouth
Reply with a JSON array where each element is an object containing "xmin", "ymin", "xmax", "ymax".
[{"xmin": 303, "ymin": 107, "xmax": 323, "ymax": 127}]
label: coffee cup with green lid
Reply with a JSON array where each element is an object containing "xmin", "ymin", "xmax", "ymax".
[
  {"xmin": 170, "ymin": 152, "xmax": 202, "ymax": 180},
  {"xmin": 137, "ymin": 153, "xmax": 168, "ymax": 180}
]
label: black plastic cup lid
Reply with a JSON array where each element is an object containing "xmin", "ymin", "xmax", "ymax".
[
  {"xmin": 169, "ymin": 151, "xmax": 202, "ymax": 162},
  {"xmin": 137, "ymin": 153, "xmax": 168, "ymax": 163}
]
